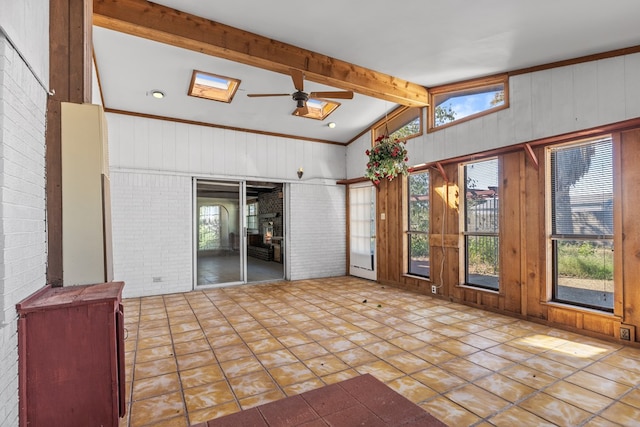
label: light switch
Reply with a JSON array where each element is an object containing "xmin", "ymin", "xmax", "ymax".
[{"xmin": 380, "ymin": 213, "xmax": 386, "ymax": 220}]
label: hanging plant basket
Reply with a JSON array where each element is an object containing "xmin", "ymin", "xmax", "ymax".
[{"xmin": 365, "ymin": 135, "xmax": 409, "ymax": 186}]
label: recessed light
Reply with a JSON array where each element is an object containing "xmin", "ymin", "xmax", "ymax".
[
  {"xmin": 150, "ymin": 90, "xmax": 165, "ymax": 99},
  {"xmin": 328, "ymin": 122, "xmax": 336, "ymax": 128}
]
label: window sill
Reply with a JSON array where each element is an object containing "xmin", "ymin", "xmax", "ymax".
[
  {"xmin": 541, "ymin": 300, "xmax": 620, "ymax": 319},
  {"xmin": 456, "ymin": 283, "xmax": 500, "ymax": 295}
]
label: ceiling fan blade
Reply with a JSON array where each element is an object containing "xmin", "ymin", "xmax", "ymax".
[
  {"xmin": 309, "ymin": 91, "xmax": 354, "ymax": 99},
  {"xmin": 246, "ymin": 93, "xmax": 291, "ymax": 97},
  {"xmin": 290, "ymin": 69, "xmax": 305, "ymax": 92}
]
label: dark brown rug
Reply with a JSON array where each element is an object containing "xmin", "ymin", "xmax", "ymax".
[{"xmin": 192, "ymin": 373, "xmax": 447, "ymax": 426}]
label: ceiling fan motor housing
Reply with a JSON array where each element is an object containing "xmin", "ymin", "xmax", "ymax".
[{"xmin": 292, "ymin": 90, "xmax": 309, "ymax": 107}]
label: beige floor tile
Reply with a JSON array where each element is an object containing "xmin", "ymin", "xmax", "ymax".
[
  {"xmin": 581, "ymin": 416, "xmax": 626, "ymax": 427},
  {"xmin": 419, "ymin": 396, "xmax": 481, "ymax": 427},
  {"xmin": 207, "ymin": 332, "xmax": 243, "ymax": 348},
  {"xmin": 171, "ymin": 329, "xmax": 205, "ymax": 344},
  {"xmin": 474, "ymin": 373, "xmax": 536, "ymax": 402},
  {"xmin": 321, "ymin": 369, "xmax": 360, "ymax": 384},
  {"xmin": 176, "ymin": 350, "xmax": 216, "ymax": 371},
  {"xmin": 412, "ymin": 366, "xmax": 467, "ymax": 394},
  {"xmin": 544, "ymin": 380, "xmax": 613, "ymax": 413},
  {"xmin": 355, "ymin": 360, "xmax": 405, "ymax": 382},
  {"xmin": 499, "ymin": 364, "xmax": 557, "ymax": 389},
  {"xmin": 464, "ymin": 350, "xmax": 514, "ymax": 371},
  {"xmin": 446, "ymin": 384, "xmax": 510, "ymax": 418},
  {"xmin": 519, "ymin": 393, "xmax": 591, "ymax": 426},
  {"xmin": 387, "ymin": 376, "xmax": 437, "ymax": 403},
  {"xmin": 345, "ymin": 331, "xmax": 383, "ymax": 346},
  {"xmin": 485, "ymin": 343, "xmax": 535, "ymax": 362},
  {"xmin": 599, "ymin": 402, "xmax": 640, "ymax": 426},
  {"xmin": 457, "ymin": 334, "xmax": 501, "ymax": 350},
  {"xmin": 565, "ymin": 370, "xmax": 631, "ymax": 399},
  {"xmin": 439, "ymin": 358, "xmax": 493, "ymax": 381},
  {"xmin": 132, "ymin": 372, "xmax": 181, "ymax": 401},
  {"xmin": 180, "ymin": 364, "xmax": 225, "ymax": 388},
  {"xmin": 137, "ymin": 334, "xmax": 173, "ymax": 350},
  {"xmin": 183, "ymin": 380, "xmax": 235, "ymax": 412},
  {"xmin": 220, "ymin": 356, "xmax": 264, "ymax": 378},
  {"xmin": 134, "ymin": 357, "xmax": 177, "ymax": 380},
  {"xmin": 269, "ymin": 361, "xmax": 317, "ymax": 387},
  {"xmin": 289, "ymin": 342, "xmax": 329, "ymax": 360},
  {"xmin": 228, "ymin": 370, "xmax": 280, "ymax": 399},
  {"xmin": 255, "ymin": 348, "xmax": 299, "ymax": 368},
  {"xmin": 212, "ymin": 343, "xmax": 253, "ymax": 362},
  {"xmin": 522, "ymin": 355, "xmax": 577, "ymax": 378},
  {"xmin": 385, "ymin": 352, "xmax": 432, "ymax": 374},
  {"xmin": 135, "ymin": 344, "xmax": 175, "ymax": 363},
  {"xmin": 173, "ymin": 338, "xmax": 210, "ymax": 356},
  {"xmin": 238, "ymin": 389, "xmax": 287, "ymax": 410},
  {"xmin": 362, "ymin": 341, "xmax": 405, "ymax": 358},
  {"xmin": 129, "ymin": 392, "xmax": 185, "ymax": 427},
  {"xmin": 246, "ymin": 337, "xmax": 285, "ymax": 354},
  {"xmin": 304, "ymin": 354, "xmax": 350, "ymax": 376},
  {"xmin": 282, "ymin": 378, "xmax": 326, "ymax": 396},
  {"xmin": 488, "ymin": 406, "xmax": 556, "ymax": 427}
]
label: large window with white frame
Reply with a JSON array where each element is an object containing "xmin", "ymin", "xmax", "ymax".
[
  {"xmin": 549, "ymin": 137, "xmax": 614, "ymax": 312},
  {"xmin": 407, "ymin": 171, "xmax": 430, "ymax": 277},
  {"xmin": 463, "ymin": 158, "xmax": 500, "ymax": 290}
]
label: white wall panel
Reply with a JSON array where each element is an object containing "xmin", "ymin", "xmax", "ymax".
[
  {"xmin": 625, "ymin": 54, "xmax": 640, "ymax": 118},
  {"xmin": 551, "ymin": 66, "xmax": 575, "ymax": 135},
  {"xmin": 511, "ymin": 73, "xmax": 533, "ymax": 144},
  {"xmin": 597, "ymin": 56, "xmax": 626, "ymax": 125},
  {"xmin": 573, "ymin": 61, "xmax": 599, "ymax": 129}
]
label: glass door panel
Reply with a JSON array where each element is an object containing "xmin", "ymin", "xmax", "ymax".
[
  {"xmin": 349, "ymin": 183, "xmax": 376, "ymax": 280},
  {"xmin": 195, "ymin": 180, "xmax": 244, "ymax": 286}
]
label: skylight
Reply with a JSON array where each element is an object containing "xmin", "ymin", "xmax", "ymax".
[
  {"xmin": 188, "ymin": 70, "xmax": 241, "ymax": 103},
  {"xmin": 293, "ymin": 98, "xmax": 340, "ymax": 120}
]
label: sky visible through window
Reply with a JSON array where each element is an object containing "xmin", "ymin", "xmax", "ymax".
[{"xmin": 439, "ymin": 91, "xmax": 503, "ymax": 123}]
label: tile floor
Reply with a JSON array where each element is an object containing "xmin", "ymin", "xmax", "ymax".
[{"xmin": 120, "ymin": 277, "xmax": 640, "ymax": 427}]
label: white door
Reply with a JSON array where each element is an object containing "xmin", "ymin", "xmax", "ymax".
[{"xmin": 349, "ymin": 183, "xmax": 376, "ymax": 280}]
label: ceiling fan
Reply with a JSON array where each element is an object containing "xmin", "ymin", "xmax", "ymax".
[{"xmin": 247, "ymin": 69, "xmax": 354, "ymax": 116}]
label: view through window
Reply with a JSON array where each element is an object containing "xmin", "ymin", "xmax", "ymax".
[
  {"xmin": 408, "ymin": 172, "xmax": 430, "ymax": 277},
  {"xmin": 550, "ymin": 137, "xmax": 614, "ymax": 311}
]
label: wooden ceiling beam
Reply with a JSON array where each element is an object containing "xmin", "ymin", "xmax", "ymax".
[{"xmin": 93, "ymin": 0, "xmax": 429, "ymax": 107}]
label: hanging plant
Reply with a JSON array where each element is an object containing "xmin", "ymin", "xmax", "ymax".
[{"xmin": 365, "ymin": 135, "xmax": 409, "ymax": 185}]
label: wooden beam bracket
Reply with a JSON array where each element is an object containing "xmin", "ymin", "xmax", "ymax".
[
  {"xmin": 435, "ymin": 162, "xmax": 449, "ymax": 182},
  {"xmin": 523, "ymin": 143, "xmax": 539, "ymax": 170}
]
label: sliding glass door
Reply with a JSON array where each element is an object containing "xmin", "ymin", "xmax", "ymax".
[{"xmin": 194, "ymin": 179, "xmax": 285, "ymax": 287}]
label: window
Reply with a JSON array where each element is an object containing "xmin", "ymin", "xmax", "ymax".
[
  {"xmin": 247, "ymin": 202, "xmax": 259, "ymax": 231},
  {"xmin": 293, "ymin": 98, "xmax": 340, "ymax": 120},
  {"xmin": 372, "ymin": 106, "xmax": 422, "ymax": 144},
  {"xmin": 549, "ymin": 137, "xmax": 613, "ymax": 312},
  {"xmin": 198, "ymin": 205, "xmax": 221, "ymax": 250},
  {"xmin": 429, "ymin": 75, "xmax": 508, "ymax": 131},
  {"xmin": 188, "ymin": 70, "xmax": 241, "ymax": 103},
  {"xmin": 463, "ymin": 158, "xmax": 499, "ymax": 290},
  {"xmin": 407, "ymin": 171, "xmax": 430, "ymax": 277}
]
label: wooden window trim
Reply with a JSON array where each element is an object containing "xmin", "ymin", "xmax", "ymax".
[
  {"xmin": 371, "ymin": 106, "xmax": 423, "ymax": 145},
  {"xmin": 428, "ymin": 74, "xmax": 509, "ymax": 133}
]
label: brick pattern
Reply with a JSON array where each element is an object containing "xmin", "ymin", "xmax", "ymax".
[
  {"xmin": 258, "ymin": 189, "xmax": 283, "ymax": 238},
  {"xmin": 288, "ymin": 183, "xmax": 346, "ymax": 280},
  {"xmin": 0, "ymin": 35, "xmax": 48, "ymax": 427},
  {"xmin": 110, "ymin": 172, "xmax": 193, "ymax": 298}
]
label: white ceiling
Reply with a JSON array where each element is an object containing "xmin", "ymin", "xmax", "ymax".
[{"xmin": 92, "ymin": 0, "xmax": 640, "ymax": 144}]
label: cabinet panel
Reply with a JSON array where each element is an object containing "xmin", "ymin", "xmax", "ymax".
[{"xmin": 17, "ymin": 282, "xmax": 125, "ymax": 427}]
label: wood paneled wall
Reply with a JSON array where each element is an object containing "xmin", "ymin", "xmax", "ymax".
[{"xmin": 375, "ymin": 125, "xmax": 640, "ymax": 345}]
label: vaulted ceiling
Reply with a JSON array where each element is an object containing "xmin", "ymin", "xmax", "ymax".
[{"xmin": 92, "ymin": 0, "xmax": 640, "ymax": 144}]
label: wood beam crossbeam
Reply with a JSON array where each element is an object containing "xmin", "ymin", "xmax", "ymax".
[{"xmin": 93, "ymin": 0, "xmax": 429, "ymax": 107}]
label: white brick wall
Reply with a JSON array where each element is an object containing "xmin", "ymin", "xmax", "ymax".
[
  {"xmin": 110, "ymin": 171, "xmax": 193, "ymax": 298},
  {"xmin": 0, "ymin": 34, "xmax": 48, "ymax": 427},
  {"xmin": 287, "ymin": 183, "xmax": 346, "ymax": 280}
]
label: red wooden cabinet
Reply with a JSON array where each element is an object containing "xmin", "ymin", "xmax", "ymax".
[{"xmin": 16, "ymin": 282, "xmax": 125, "ymax": 427}]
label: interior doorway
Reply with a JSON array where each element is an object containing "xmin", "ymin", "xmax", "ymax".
[
  {"xmin": 349, "ymin": 182, "xmax": 377, "ymax": 280},
  {"xmin": 194, "ymin": 179, "xmax": 285, "ymax": 287}
]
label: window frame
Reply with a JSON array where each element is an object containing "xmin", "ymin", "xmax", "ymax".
[
  {"xmin": 460, "ymin": 157, "xmax": 501, "ymax": 291},
  {"xmin": 547, "ymin": 136, "xmax": 615, "ymax": 313},
  {"xmin": 372, "ymin": 106, "xmax": 423, "ymax": 145},
  {"xmin": 428, "ymin": 74, "xmax": 509, "ymax": 132},
  {"xmin": 406, "ymin": 170, "xmax": 431, "ymax": 279}
]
